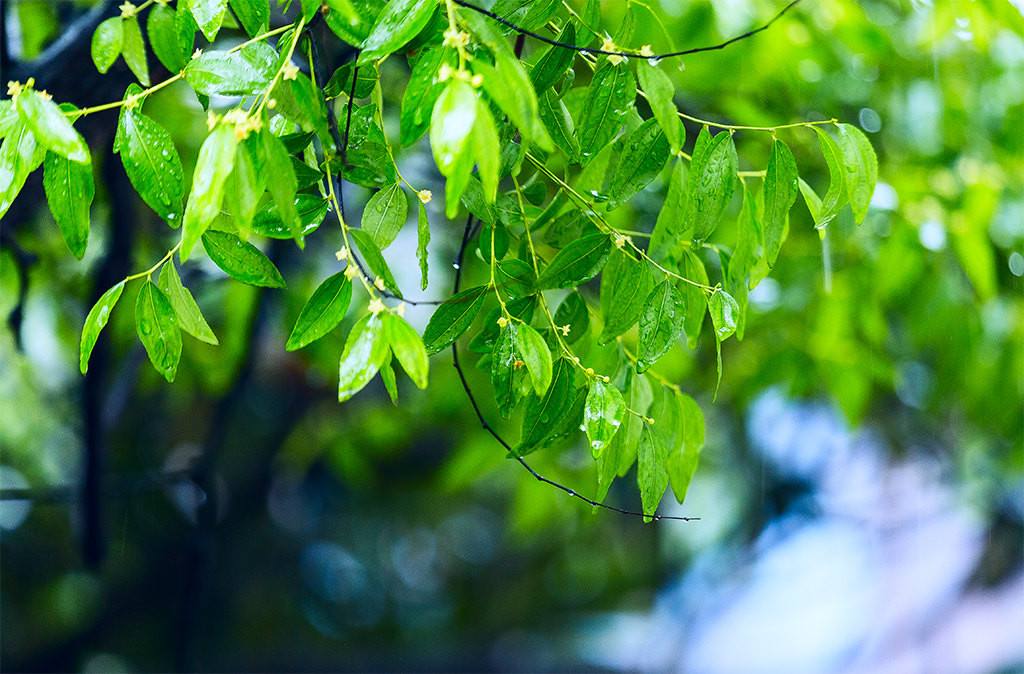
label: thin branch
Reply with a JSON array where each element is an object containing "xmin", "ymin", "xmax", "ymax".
[{"xmin": 453, "ymin": 0, "xmax": 803, "ymax": 60}]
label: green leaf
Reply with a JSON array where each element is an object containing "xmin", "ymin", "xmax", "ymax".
[
  {"xmin": 762, "ymin": 138, "xmax": 798, "ymax": 267},
  {"xmin": 596, "ymin": 372, "xmax": 650, "ymax": 499},
  {"xmin": 91, "ymin": 17, "xmax": 123, "ymax": 74},
  {"xmin": 382, "ymin": 312, "xmax": 429, "ymax": 389},
  {"xmin": 430, "ymin": 80, "xmax": 477, "ymax": 177},
  {"xmin": 135, "ymin": 280, "xmax": 182, "ymax": 383},
  {"xmin": 16, "ymin": 90, "xmax": 90, "ymax": 164},
  {"xmin": 251, "ymin": 194, "xmax": 328, "ymax": 240},
  {"xmin": 121, "ymin": 16, "xmax": 150, "ymax": 86},
  {"xmin": 79, "ymin": 281, "xmax": 124, "ymax": 374},
  {"xmin": 400, "ymin": 47, "xmax": 450, "ymax": 146},
  {"xmin": 323, "ymin": 0, "xmax": 380, "ymax": 46},
  {"xmin": 117, "ymin": 106, "xmax": 184, "ymax": 224},
  {"xmin": 490, "ymin": 324, "xmax": 521, "ymax": 414},
  {"xmin": 495, "ymin": 258, "xmax": 535, "ymax": 299},
  {"xmin": 473, "ymin": 101, "xmax": 501, "ymax": 204},
  {"xmin": 537, "ymin": 233, "xmax": 610, "ymax": 289},
  {"xmin": 583, "ymin": 378, "xmax": 625, "ymax": 457},
  {"xmin": 835, "ymin": 123, "xmax": 877, "ymax": 223},
  {"xmin": 684, "ymin": 129, "xmax": 737, "ymax": 242},
  {"xmin": 380, "ymin": 355, "xmax": 399, "ymax": 404},
  {"xmin": 607, "ymin": 118, "xmax": 671, "ymax": 208},
  {"xmin": 473, "ymin": 55, "xmax": 553, "ymax": 152},
  {"xmin": 0, "ymin": 122, "xmax": 45, "ymax": 220},
  {"xmin": 517, "ymin": 323, "xmax": 553, "ymax": 396},
  {"xmin": 538, "ymin": 91, "xmax": 579, "ymax": 163},
  {"xmin": 286, "ymin": 271, "xmax": 352, "ymax": 351},
  {"xmin": 637, "ymin": 61, "xmax": 683, "ymax": 152},
  {"xmin": 258, "ymin": 129, "xmax": 302, "ymax": 242},
  {"xmin": 347, "ymin": 229, "xmax": 402, "ymax": 297},
  {"xmin": 812, "ymin": 127, "xmax": 848, "ymax": 228},
  {"xmin": 576, "ymin": 61, "xmax": 636, "ymax": 162},
  {"xmin": 680, "ymin": 251, "xmax": 708, "ymax": 349},
  {"xmin": 422, "ymin": 285, "xmax": 488, "ymax": 353},
  {"xmin": 599, "ymin": 248, "xmax": 654, "ymax": 343},
  {"xmin": 666, "ymin": 392, "xmax": 704, "ymax": 504},
  {"xmin": 338, "ymin": 313, "xmax": 389, "ymax": 402},
  {"xmin": 357, "ymin": 0, "xmax": 436, "ymax": 65},
  {"xmin": 158, "ymin": 262, "xmax": 218, "ymax": 345},
  {"xmin": 649, "ymin": 159, "xmax": 687, "ymax": 261},
  {"xmin": 224, "ymin": 139, "xmax": 265, "ymax": 237},
  {"xmin": 187, "ymin": 0, "xmax": 227, "ymax": 41},
  {"xmin": 0, "ymin": 101, "xmax": 18, "ymax": 138},
  {"xmin": 517, "ymin": 357, "xmax": 574, "ymax": 455},
  {"xmin": 147, "ymin": 4, "xmax": 189, "ymax": 73},
  {"xmin": 324, "ymin": 63, "xmax": 379, "ymax": 99},
  {"xmin": 637, "ymin": 280, "xmax": 686, "ymax": 372},
  {"xmin": 43, "ymin": 152, "xmax": 94, "ymax": 259},
  {"xmin": 637, "ymin": 422, "xmax": 669, "ymax": 520},
  {"xmin": 362, "ymin": 183, "xmax": 408, "ymax": 250},
  {"xmin": 530, "ymin": 23, "xmax": 576, "ymax": 94},
  {"xmin": 185, "ymin": 43, "xmax": 277, "ymax": 96},
  {"xmin": 709, "ymin": 288, "xmax": 739, "ymax": 342},
  {"xmin": 417, "ymin": 201, "xmax": 430, "ymax": 290},
  {"xmin": 181, "ymin": 124, "xmax": 237, "ymax": 260},
  {"xmin": 202, "ymin": 230, "xmax": 286, "ymax": 288},
  {"xmin": 228, "ymin": 0, "xmax": 268, "ymax": 36},
  {"xmin": 553, "ymin": 290, "xmax": 589, "ymax": 344}
]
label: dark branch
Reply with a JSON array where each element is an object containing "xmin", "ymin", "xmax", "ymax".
[{"xmin": 453, "ymin": 0, "xmax": 803, "ymax": 60}]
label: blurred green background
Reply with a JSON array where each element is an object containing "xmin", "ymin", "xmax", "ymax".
[{"xmin": 1, "ymin": 0, "xmax": 1022, "ymax": 671}]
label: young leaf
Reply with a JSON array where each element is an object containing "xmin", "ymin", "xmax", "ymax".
[
  {"xmin": 116, "ymin": 16, "xmax": 150, "ymax": 85},
  {"xmin": 202, "ymin": 230, "xmax": 286, "ymax": 288},
  {"xmin": 347, "ymin": 229, "xmax": 402, "ymax": 297},
  {"xmin": 380, "ymin": 355, "xmax": 399, "ymax": 405},
  {"xmin": 576, "ymin": 61, "xmax": 636, "ymax": 162},
  {"xmin": 517, "ymin": 323, "xmax": 553, "ymax": 396},
  {"xmin": 357, "ymin": 0, "xmax": 436, "ymax": 65},
  {"xmin": 762, "ymin": 138, "xmax": 798, "ymax": 267},
  {"xmin": 157, "ymin": 262, "xmax": 218, "ymax": 345},
  {"xmin": 117, "ymin": 106, "xmax": 185, "ymax": 224},
  {"xmin": 337, "ymin": 313, "xmax": 389, "ymax": 402},
  {"xmin": 637, "ymin": 61, "xmax": 684, "ymax": 152},
  {"xmin": 382, "ymin": 312, "xmax": 429, "ymax": 389},
  {"xmin": 417, "ymin": 201, "xmax": 430, "ymax": 290},
  {"xmin": 225, "ymin": 139, "xmax": 265, "ymax": 237},
  {"xmin": 708, "ymin": 288, "xmax": 739, "ymax": 342},
  {"xmin": 135, "ymin": 280, "xmax": 182, "ymax": 383},
  {"xmin": 835, "ymin": 123, "xmax": 877, "ymax": 223},
  {"xmin": 79, "ymin": 281, "xmax": 125, "ymax": 374},
  {"xmin": 286, "ymin": 271, "xmax": 352, "ymax": 351},
  {"xmin": 637, "ymin": 280, "xmax": 686, "ymax": 372},
  {"xmin": 637, "ymin": 422, "xmax": 669, "ymax": 521},
  {"xmin": 362, "ymin": 182, "xmax": 408, "ymax": 251},
  {"xmin": 43, "ymin": 152, "xmax": 94, "ymax": 259},
  {"xmin": 16, "ymin": 90, "xmax": 90, "ymax": 164},
  {"xmin": 599, "ymin": 248, "xmax": 654, "ymax": 343},
  {"xmin": 583, "ymin": 379, "xmax": 625, "ymax": 457},
  {"xmin": 666, "ymin": 392, "xmax": 704, "ymax": 504},
  {"xmin": 422, "ymin": 285, "xmax": 488, "ymax": 353},
  {"xmin": 607, "ymin": 118, "xmax": 671, "ymax": 208},
  {"xmin": 181, "ymin": 124, "xmax": 237, "ymax": 260},
  {"xmin": 185, "ymin": 43, "xmax": 278, "ymax": 96},
  {"xmin": 474, "ymin": 54, "xmax": 553, "ymax": 153},
  {"xmin": 536, "ymin": 233, "xmax": 611, "ymax": 289},
  {"xmin": 680, "ymin": 251, "xmax": 708, "ymax": 349},
  {"xmin": 188, "ymin": 0, "xmax": 227, "ymax": 41},
  {"xmin": 91, "ymin": 16, "xmax": 123, "ymax": 74},
  {"xmin": 684, "ymin": 130, "xmax": 737, "ymax": 242}
]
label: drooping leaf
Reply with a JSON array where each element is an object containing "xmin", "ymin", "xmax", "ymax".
[
  {"xmin": 382, "ymin": 312, "xmax": 429, "ymax": 389},
  {"xmin": 224, "ymin": 138, "xmax": 265, "ymax": 237},
  {"xmin": 637, "ymin": 422, "xmax": 669, "ymax": 521},
  {"xmin": 684, "ymin": 129, "xmax": 737, "ymax": 242},
  {"xmin": 490, "ymin": 324, "xmax": 521, "ymax": 414},
  {"xmin": 538, "ymin": 91, "xmax": 580, "ymax": 163},
  {"xmin": 147, "ymin": 4, "xmax": 191, "ymax": 73},
  {"xmin": 16, "ymin": 90, "xmax": 90, "ymax": 164},
  {"xmin": 228, "ymin": 0, "xmax": 269, "ymax": 37},
  {"xmin": 517, "ymin": 323, "xmax": 553, "ymax": 396},
  {"xmin": 258, "ymin": 128, "xmax": 302, "ymax": 242},
  {"xmin": 835, "ymin": 123, "xmax": 877, "ymax": 223},
  {"xmin": 708, "ymin": 288, "xmax": 739, "ymax": 342},
  {"xmin": 201, "ymin": 230, "xmax": 286, "ymax": 288},
  {"xmin": 0, "ymin": 122, "xmax": 45, "ymax": 220},
  {"xmin": 575, "ymin": 61, "xmax": 635, "ymax": 162},
  {"xmin": 637, "ymin": 61, "xmax": 684, "ymax": 152},
  {"xmin": 666, "ymin": 392, "xmax": 704, "ymax": 504},
  {"xmin": 422, "ymin": 285, "xmax": 489, "ymax": 353},
  {"xmin": 181, "ymin": 124, "xmax": 237, "ymax": 260},
  {"xmin": 599, "ymin": 248, "xmax": 654, "ymax": 343},
  {"xmin": 607, "ymin": 118, "xmax": 671, "ymax": 208},
  {"xmin": 530, "ymin": 23, "xmax": 576, "ymax": 94},
  {"xmin": 762, "ymin": 138, "xmax": 799, "ymax": 267},
  {"xmin": 250, "ymin": 194, "xmax": 327, "ymax": 239},
  {"xmin": 517, "ymin": 357, "xmax": 575, "ymax": 455},
  {"xmin": 430, "ymin": 80, "xmax": 477, "ymax": 177},
  {"xmin": 135, "ymin": 280, "xmax": 182, "ymax": 383},
  {"xmin": 117, "ymin": 105, "xmax": 185, "ymax": 224},
  {"xmin": 187, "ymin": 0, "xmax": 227, "ymax": 41},
  {"xmin": 157, "ymin": 261, "xmax": 218, "ymax": 345},
  {"xmin": 811, "ymin": 127, "xmax": 849, "ymax": 228},
  {"xmin": 43, "ymin": 152, "xmax": 94, "ymax": 259},
  {"xmin": 536, "ymin": 233, "xmax": 611, "ymax": 289},
  {"xmin": 400, "ymin": 47, "xmax": 450, "ymax": 146},
  {"xmin": 679, "ymin": 250, "xmax": 708, "ymax": 349},
  {"xmin": 357, "ymin": 0, "xmax": 436, "ymax": 65},
  {"xmin": 348, "ymin": 229, "xmax": 402, "ymax": 297},
  {"xmin": 121, "ymin": 15, "xmax": 151, "ymax": 86},
  {"xmin": 362, "ymin": 182, "xmax": 408, "ymax": 250},
  {"xmin": 91, "ymin": 17, "xmax": 123, "ymax": 74},
  {"xmin": 79, "ymin": 281, "xmax": 125, "ymax": 374},
  {"xmin": 583, "ymin": 378, "xmax": 625, "ymax": 457},
  {"xmin": 337, "ymin": 313, "xmax": 389, "ymax": 402},
  {"xmin": 473, "ymin": 101, "xmax": 501, "ymax": 204},
  {"xmin": 637, "ymin": 280, "xmax": 686, "ymax": 372},
  {"xmin": 286, "ymin": 271, "xmax": 352, "ymax": 351},
  {"xmin": 417, "ymin": 201, "xmax": 430, "ymax": 290},
  {"xmin": 649, "ymin": 158, "xmax": 687, "ymax": 260}
]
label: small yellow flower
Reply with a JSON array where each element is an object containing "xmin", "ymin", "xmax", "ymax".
[
  {"xmin": 645, "ymin": 416, "xmax": 656, "ymax": 425},
  {"xmin": 192, "ymin": 48, "xmax": 203, "ymax": 60},
  {"xmin": 442, "ymin": 28, "xmax": 469, "ymax": 49},
  {"xmin": 559, "ymin": 324, "xmax": 571, "ymax": 336},
  {"xmin": 396, "ymin": 302, "xmax": 406, "ymax": 317},
  {"xmin": 497, "ymin": 316, "xmax": 509, "ymax": 328},
  {"xmin": 601, "ymin": 35, "xmax": 625, "ymax": 65},
  {"xmin": 368, "ymin": 298, "xmax": 386, "ymax": 314},
  {"xmin": 282, "ymin": 62, "xmax": 300, "ymax": 81},
  {"xmin": 438, "ymin": 64, "xmax": 453, "ymax": 82},
  {"xmin": 335, "ymin": 247, "xmax": 349, "ymax": 261},
  {"xmin": 118, "ymin": 1, "xmax": 136, "ymax": 18},
  {"xmin": 37, "ymin": 90, "xmax": 52, "ymax": 101},
  {"xmin": 417, "ymin": 189, "xmax": 432, "ymax": 204},
  {"xmin": 454, "ymin": 68, "xmax": 471, "ymax": 82},
  {"xmin": 470, "ymin": 73, "xmax": 483, "ymax": 88},
  {"xmin": 639, "ymin": 44, "xmax": 655, "ymax": 58},
  {"xmin": 613, "ymin": 233, "xmax": 631, "ymax": 249},
  {"xmin": 344, "ymin": 265, "xmax": 360, "ymax": 280},
  {"xmin": 266, "ymin": 98, "xmax": 278, "ymax": 110},
  {"xmin": 6, "ymin": 81, "xmax": 22, "ymax": 98},
  {"xmin": 585, "ymin": 367, "xmax": 595, "ymax": 377},
  {"xmin": 373, "ymin": 277, "xmax": 386, "ymax": 291}
]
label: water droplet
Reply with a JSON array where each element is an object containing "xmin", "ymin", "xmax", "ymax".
[
  {"xmin": 591, "ymin": 440, "xmax": 603, "ymax": 450},
  {"xmin": 452, "ymin": 262, "xmax": 460, "ymax": 270},
  {"xmin": 166, "ymin": 213, "xmax": 176, "ymax": 221},
  {"xmin": 610, "ymin": 419, "xmax": 621, "ymax": 427},
  {"xmin": 162, "ymin": 353, "xmax": 175, "ymax": 368},
  {"xmin": 139, "ymin": 319, "xmax": 152, "ymax": 335},
  {"xmin": 647, "ymin": 57, "xmax": 661, "ymax": 67},
  {"xmin": 579, "ymin": 424, "xmax": 586, "ymax": 432},
  {"xmin": 580, "ymin": 50, "xmax": 591, "ymax": 58}
]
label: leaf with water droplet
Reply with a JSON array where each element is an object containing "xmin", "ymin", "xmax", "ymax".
[
  {"xmin": 517, "ymin": 323, "xmax": 552, "ymax": 397},
  {"xmin": 637, "ymin": 280, "xmax": 686, "ymax": 372},
  {"xmin": 637, "ymin": 421, "xmax": 669, "ymax": 522},
  {"xmin": 181, "ymin": 125, "xmax": 238, "ymax": 260},
  {"xmin": 606, "ymin": 117, "xmax": 671, "ymax": 209},
  {"xmin": 185, "ymin": 41, "xmax": 277, "ymax": 96},
  {"xmin": 285, "ymin": 271, "xmax": 352, "ymax": 351},
  {"xmin": 517, "ymin": 357, "xmax": 576, "ymax": 456},
  {"xmin": 362, "ymin": 182, "xmax": 408, "ymax": 251},
  {"xmin": 536, "ymin": 233, "xmax": 611, "ymax": 289},
  {"xmin": 135, "ymin": 280, "xmax": 182, "ymax": 383},
  {"xmin": 599, "ymin": 248, "xmax": 654, "ymax": 344},
  {"xmin": 80, "ymin": 281, "xmax": 125, "ymax": 374},
  {"xmin": 337, "ymin": 313, "xmax": 389, "ymax": 403},
  {"xmin": 117, "ymin": 104, "xmax": 185, "ymax": 224},
  {"xmin": 382, "ymin": 312, "xmax": 429, "ymax": 390},
  {"xmin": 422, "ymin": 285, "xmax": 488, "ymax": 354},
  {"xmin": 202, "ymin": 230, "xmax": 286, "ymax": 288},
  {"xmin": 834, "ymin": 123, "xmax": 877, "ymax": 224},
  {"xmin": 357, "ymin": 0, "xmax": 437, "ymax": 65},
  {"xmin": 637, "ymin": 60, "xmax": 684, "ymax": 153},
  {"xmin": 584, "ymin": 379, "xmax": 626, "ymax": 459},
  {"xmin": 16, "ymin": 90, "xmax": 90, "ymax": 164},
  {"xmin": 575, "ymin": 61, "xmax": 636, "ymax": 163},
  {"xmin": 684, "ymin": 129, "xmax": 737, "ymax": 243},
  {"xmin": 91, "ymin": 17, "xmax": 123, "ymax": 74},
  {"xmin": 158, "ymin": 261, "xmax": 218, "ymax": 345},
  {"xmin": 43, "ymin": 151, "xmax": 94, "ymax": 259},
  {"xmin": 762, "ymin": 138, "xmax": 799, "ymax": 267}
]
